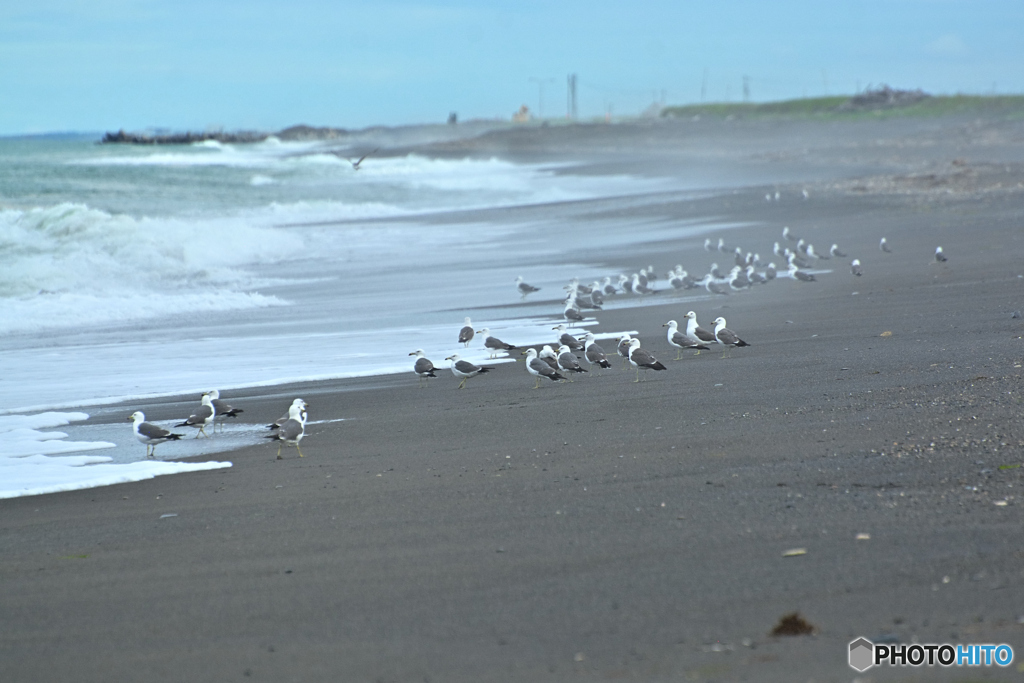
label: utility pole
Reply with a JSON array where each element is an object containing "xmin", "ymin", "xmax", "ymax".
[
  {"xmin": 567, "ymin": 73, "xmax": 578, "ymax": 119},
  {"xmin": 529, "ymin": 77, "xmax": 555, "ymax": 119}
]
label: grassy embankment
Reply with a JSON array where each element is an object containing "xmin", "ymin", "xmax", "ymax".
[{"xmin": 660, "ymin": 94, "xmax": 1024, "ymax": 120}]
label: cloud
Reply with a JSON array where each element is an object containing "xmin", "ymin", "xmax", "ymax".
[{"xmin": 927, "ymin": 34, "xmax": 968, "ymax": 56}]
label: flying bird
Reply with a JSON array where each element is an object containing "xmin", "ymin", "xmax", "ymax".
[{"xmin": 347, "ymin": 147, "xmax": 379, "ymax": 170}]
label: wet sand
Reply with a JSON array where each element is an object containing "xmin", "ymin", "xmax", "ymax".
[{"xmin": 3, "ymin": 113, "xmax": 1024, "ymax": 682}]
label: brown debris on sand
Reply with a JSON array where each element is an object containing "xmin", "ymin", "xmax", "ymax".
[{"xmin": 770, "ymin": 612, "xmax": 817, "ymax": 636}]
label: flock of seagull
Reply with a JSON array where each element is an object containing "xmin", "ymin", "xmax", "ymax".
[
  {"xmin": 411, "ymin": 222, "xmax": 949, "ymax": 391},
  {"xmin": 127, "ymin": 392, "xmax": 309, "ymax": 459},
  {"xmin": 125, "ymin": 221, "xmax": 949, "ymax": 456}
]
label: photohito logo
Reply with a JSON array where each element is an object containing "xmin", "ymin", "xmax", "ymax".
[{"xmin": 849, "ymin": 638, "xmax": 1014, "ymax": 672}]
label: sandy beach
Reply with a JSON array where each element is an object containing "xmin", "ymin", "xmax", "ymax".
[{"xmin": 3, "ymin": 111, "xmax": 1024, "ymax": 682}]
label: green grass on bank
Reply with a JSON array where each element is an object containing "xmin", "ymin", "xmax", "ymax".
[{"xmin": 661, "ymin": 94, "xmax": 1024, "ymax": 121}]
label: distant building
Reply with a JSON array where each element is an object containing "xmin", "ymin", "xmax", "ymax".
[{"xmin": 512, "ymin": 104, "xmax": 531, "ymax": 123}]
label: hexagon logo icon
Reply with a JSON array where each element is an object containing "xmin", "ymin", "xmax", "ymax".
[{"xmin": 849, "ymin": 637, "xmax": 874, "ymax": 672}]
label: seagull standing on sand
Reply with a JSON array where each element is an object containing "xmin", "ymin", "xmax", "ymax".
[
  {"xmin": 880, "ymin": 237, "xmax": 892, "ymax": 253},
  {"xmin": 445, "ymin": 354, "xmax": 492, "ymax": 389},
  {"xmin": 409, "ymin": 349, "xmax": 437, "ymax": 385},
  {"xmin": 783, "ymin": 226, "xmax": 798, "ymax": 242},
  {"xmin": 683, "ymin": 311, "xmax": 717, "ymax": 354},
  {"xmin": 627, "ymin": 338, "xmax": 667, "ymax": 382},
  {"xmin": 712, "ymin": 317, "xmax": 751, "ymax": 356},
  {"xmin": 830, "ymin": 244, "xmax": 847, "ymax": 258},
  {"xmin": 935, "ymin": 246, "xmax": 947, "ymax": 262},
  {"xmin": 553, "ymin": 323, "xmax": 584, "ymax": 351},
  {"xmin": 174, "ymin": 393, "xmax": 216, "ymax": 438},
  {"xmin": 582, "ymin": 332, "xmax": 613, "ymax": 370},
  {"xmin": 664, "ymin": 320, "xmax": 710, "ymax": 359},
  {"xmin": 267, "ymin": 399, "xmax": 307, "ymax": 430},
  {"xmin": 788, "ymin": 264, "xmax": 816, "ymax": 282},
  {"xmin": 477, "ymin": 328, "xmax": 516, "ymax": 358},
  {"xmin": 128, "ymin": 411, "xmax": 182, "ymax": 458},
  {"xmin": 538, "ymin": 345, "xmax": 561, "ymax": 371},
  {"xmin": 556, "ymin": 344, "xmax": 587, "ymax": 379},
  {"xmin": 265, "ymin": 401, "xmax": 307, "ymax": 459},
  {"xmin": 515, "ymin": 276, "xmax": 541, "ymax": 298},
  {"xmin": 617, "ymin": 334, "xmax": 633, "ymax": 369},
  {"xmin": 206, "ymin": 389, "xmax": 242, "ymax": 432},
  {"xmin": 522, "ymin": 348, "xmax": 564, "ymax": 388},
  {"xmin": 458, "ymin": 317, "xmax": 474, "ymax": 346},
  {"xmin": 851, "ymin": 259, "xmax": 863, "ymax": 277}
]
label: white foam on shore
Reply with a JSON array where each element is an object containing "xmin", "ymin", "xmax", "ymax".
[{"xmin": 0, "ymin": 411, "xmax": 232, "ymax": 500}]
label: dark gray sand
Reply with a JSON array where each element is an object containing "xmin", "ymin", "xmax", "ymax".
[{"xmin": 4, "ymin": 114, "xmax": 1024, "ymax": 682}]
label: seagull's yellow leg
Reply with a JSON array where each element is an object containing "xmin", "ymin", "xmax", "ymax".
[
  {"xmin": 674, "ymin": 349, "xmax": 682, "ymax": 360},
  {"xmin": 276, "ymin": 442, "xmax": 283, "ymax": 459},
  {"xmin": 296, "ymin": 443, "xmax": 304, "ymax": 458},
  {"xmin": 458, "ymin": 377, "xmax": 467, "ymax": 389}
]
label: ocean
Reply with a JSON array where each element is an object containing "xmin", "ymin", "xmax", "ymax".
[{"xmin": 0, "ymin": 130, "xmax": 726, "ymax": 497}]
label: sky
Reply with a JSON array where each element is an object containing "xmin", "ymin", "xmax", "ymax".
[{"xmin": 1, "ymin": 0, "xmax": 1021, "ymax": 135}]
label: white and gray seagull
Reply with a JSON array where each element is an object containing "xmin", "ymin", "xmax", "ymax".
[
  {"xmin": 128, "ymin": 411, "xmax": 183, "ymax": 458},
  {"xmin": 445, "ymin": 353, "xmax": 492, "ymax": 389},
  {"xmin": 515, "ymin": 275, "xmax": 541, "ymax": 298},
  {"xmin": 457, "ymin": 317, "xmax": 475, "ymax": 347},
  {"xmin": 206, "ymin": 389, "xmax": 242, "ymax": 432},
  {"xmin": 851, "ymin": 259, "xmax": 863, "ymax": 277},
  {"xmin": 581, "ymin": 332, "xmax": 613, "ymax": 370},
  {"xmin": 683, "ymin": 311, "xmax": 717, "ymax": 354},
  {"xmin": 174, "ymin": 392, "xmax": 216, "ymax": 438},
  {"xmin": 522, "ymin": 348, "xmax": 565, "ymax": 388},
  {"xmin": 712, "ymin": 317, "xmax": 751, "ymax": 357},
  {"xmin": 553, "ymin": 323, "xmax": 584, "ymax": 351},
  {"xmin": 663, "ymin": 320, "xmax": 711, "ymax": 360},
  {"xmin": 556, "ymin": 344, "xmax": 588, "ymax": 379},
  {"xmin": 627, "ymin": 338, "xmax": 667, "ymax": 382},
  {"xmin": 477, "ymin": 327, "xmax": 516, "ymax": 358},
  {"xmin": 409, "ymin": 349, "xmax": 438, "ymax": 385},
  {"xmin": 267, "ymin": 398, "xmax": 307, "ymax": 430},
  {"xmin": 265, "ymin": 400, "xmax": 307, "ymax": 459}
]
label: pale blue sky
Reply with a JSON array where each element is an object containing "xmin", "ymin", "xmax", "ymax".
[{"xmin": 2, "ymin": 1, "xmax": 1020, "ymax": 134}]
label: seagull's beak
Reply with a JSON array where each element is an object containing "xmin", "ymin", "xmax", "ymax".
[
  {"xmin": 475, "ymin": 330, "xmax": 483, "ymax": 334},
  {"xmin": 126, "ymin": 415, "xmax": 133, "ymax": 421},
  {"xmin": 408, "ymin": 352, "xmax": 416, "ymax": 356},
  {"xmin": 661, "ymin": 323, "xmax": 668, "ymax": 327}
]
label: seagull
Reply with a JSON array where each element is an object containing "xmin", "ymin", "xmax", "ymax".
[
  {"xmin": 709, "ymin": 263, "xmax": 725, "ymax": 279},
  {"xmin": 445, "ymin": 354, "xmax": 492, "ymax": 389},
  {"xmin": 174, "ymin": 393, "xmax": 216, "ymax": 438},
  {"xmin": 522, "ymin": 348, "xmax": 565, "ymax": 388},
  {"xmin": 347, "ymin": 147, "xmax": 379, "ymax": 170},
  {"xmin": 704, "ymin": 238, "xmax": 714, "ymax": 252},
  {"xmin": 618, "ymin": 274, "xmax": 633, "ymax": 293},
  {"xmin": 783, "ymin": 226, "xmax": 798, "ymax": 242},
  {"xmin": 267, "ymin": 399, "xmax": 308, "ymax": 430},
  {"xmin": 645, "ymin": 265, "xmax": 658, "ymax": 282},
  {"xmin": 764, "ymin": 262, "xmax": 777, "ymax": 280},
  {"xmin": 538, "ymin": 345, "xmax": 561, "ymax": 371},
  {"xmin": 786, "ymin": 250, "xmax": 813, "ymax": 269},
  {"xmin": 631, "ymin": 273, "xmax": 653, "ymax": 295},
  {"xmin": 602, "ymin": 276, "xmax": 617, "ymax": 296},
  {"xmin": 128, "ymin": 411, "xmax": 182, "ymax": 458},
  {"xmin": 734, "ymin": 247, "xmax": 747, "ymax": 267},
  {"xmin": 588, "ymin": 284, "xmax": 604, "ymax": 306},
  {"xmin": 796, "ymin": 239, "xmax": 809, "ymax": 255},
  {"xmin": 712, "ymin": 317, "xmax": 751, "ymax": 356},
  {"xmin": 729, "ymin": 266, "xmax": 751, "ymax": 291},
  {"xmin": 477, "ymin": 328, "xmax": 516, "ymax": 358},
  {"xmin": 556, "ymin": 344, "xmax": 587, "ymax": 379},
  {"xmin": 458, "ymin": 317, "xmax": 474, "ymax": 346},
  {"xmin": 802, "ymin": 189, "xmax": 810, "ymax": 199},
  {"xmin": 830, "ymin": 244, "xmax": 847, "ymax": 258},
  {"xmin": 265, "ymin": 400, "xmax": 307, "ymax": 459},
  {"xmin": 851, "ymin": 259, "xmax": 863, "ymax": 276},
  {"xmin": 788, "ymin": 264, "xmax": 817, "ymax": 282},
  {"xmin": 717, "ymin": 238, "xmax": 729, "ymax": 254},
  {"xmin": 747, "ymin": 265, "xmax": 767, "ymax": 285},
  {"xmin": 515, "ymin": 276, "xmax": 541, "ymax": 298},
  {"xmin": 205, "ymin": 389, "xmax": 242, "ymax": 432},
  {"xmin": 409, "ymin": 349, "xmax": 437, "ymax": 385},
  {"xmin": 617, "ymin": 334, "xmax": 633, "ymax": 370},
  {"xmin": 773, "ymin": 242, "xmax": 784, "ymax": 258},
  {"xmin": 699, "ymin": 274, "xmax": 730, "ymax": 296},
  {"xmin": 880, "ymin": 237, "xmax": 892, "ymax": 253},
  {"xmin": 627, "ymin": 338, "xmax": 667, "ymax": 382},
  {"xmin": 683, "ymin": 311, "xmax": 717, "ymax": 354},
  {"xmin": 581, "ymin": 332, "xmax": 613, "ymax": 370},
  {"xmin": 935, "ymin": 246, "xmax": 947, "ymax": 262},
  {"xmin": 807, "ymin": 244, "xmax": 829, "ymax": 260},
  {"xmin": 563, "ymin": 305, "xmax": 586, "ymax": 323},
  {"xmin": 664, "ymin": 320, "xmax": 710, "ymax": 359},
  {"xmin": 553, "ymin": 323, "xmax": 584, "ymax": 351}
]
